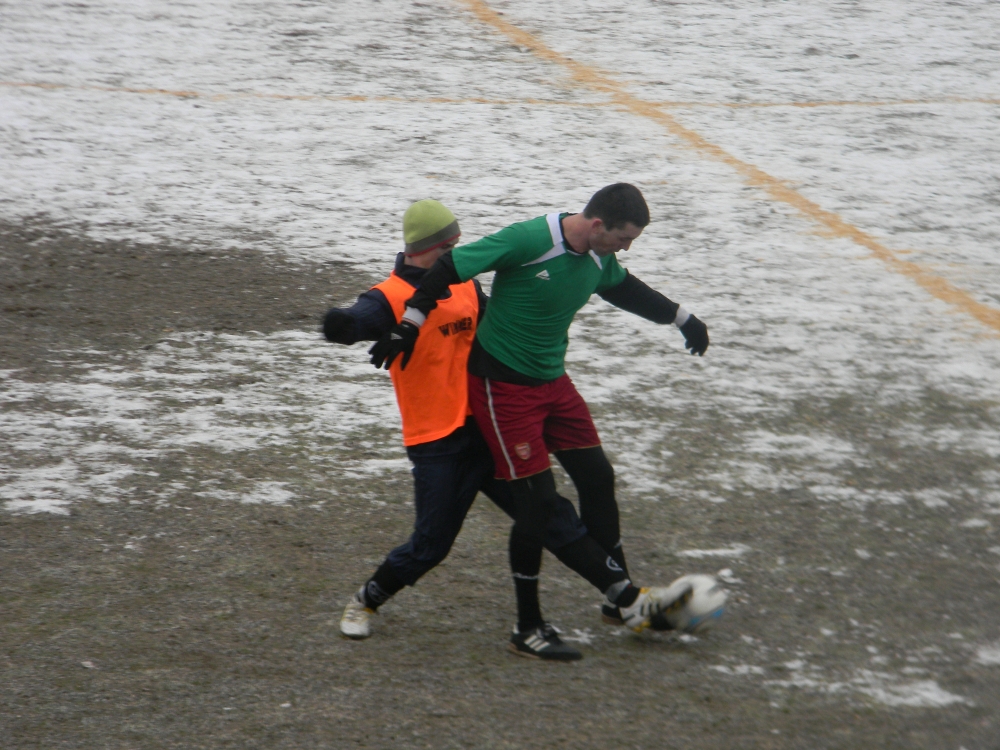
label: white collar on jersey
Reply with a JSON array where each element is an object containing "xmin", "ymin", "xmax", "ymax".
[{"xmin": 521, "ymin": 213, "xmax": 603, "ymax": 269}]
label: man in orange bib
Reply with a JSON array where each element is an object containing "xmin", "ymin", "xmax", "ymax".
[{"xmin": 325, "ymin": 201, "xmax": 655, "ymax": 653}]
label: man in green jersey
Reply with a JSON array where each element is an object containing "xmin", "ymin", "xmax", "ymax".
[{"xmin": 369, "ymin": 184, "xmax": 709, "ymax": 660}]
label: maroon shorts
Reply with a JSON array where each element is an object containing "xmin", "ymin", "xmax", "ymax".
[{"xmin": 467, "ymin": 373, "xmax": 601, "ymax": 480}]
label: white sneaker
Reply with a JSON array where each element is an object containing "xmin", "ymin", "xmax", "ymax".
[
  {"xmin": 340, "ymin": 593, "xmax": 374, "ymax": 639},
  {"xmin": 617, "ymin": 581, "xmax": 693, "ymax": 633}
]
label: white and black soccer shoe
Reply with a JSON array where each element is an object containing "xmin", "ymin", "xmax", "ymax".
[
  {"xmin": 601, "ymin": 601, "xmax": 680, "ymax": 631},
  {"xmin": 508, "ymin": 622, "xmax": 582, "ymax": 661},
  {"xmin": 601, "ymin": 582, "xmax": 694, "ymax": 633}
]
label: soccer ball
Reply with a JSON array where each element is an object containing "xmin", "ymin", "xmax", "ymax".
[{"xmin": 664, "ymin": 574, "xmax": 727, "ymax": 633}]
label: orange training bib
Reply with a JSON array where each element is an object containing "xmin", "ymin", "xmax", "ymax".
[{"xmin": 373, "ymin": 273, "xmax": 479, "ymax": 446}]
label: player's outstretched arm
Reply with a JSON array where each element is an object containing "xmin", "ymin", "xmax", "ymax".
[
  {"xmin": 368, "ymin": 252, "xmax": 462, "ymax": 370},
  {"xmin": 324, "ymin": 291, "xmax": 395, "ymax": 345},
  {"xmin": 598, "ymin": 272, "xmax": 709, "ymax": 356},
  {"xmin": 323, "ymin": 308, "xmax": 357, "ymax": 343}
]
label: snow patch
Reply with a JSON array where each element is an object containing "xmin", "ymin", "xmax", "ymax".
[
  {"xmin": 241, "ymin": 482, "xmax": 294, "ymax": 506},
  {"xmin": 974, "ymin": 645, "xmax": 1000, "ymax": 666},
  {"xmin": 677, "ymin": 544, "xmax": 751, "ymax": 559},
  {"xmin": 765, "ymin": 662, "xmax": 970, "ymax": 708},
  {"xmin": 959, "ymin": 518, "xmax": 990, "ymax": 529}
]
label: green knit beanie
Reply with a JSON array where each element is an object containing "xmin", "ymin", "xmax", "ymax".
[{"xmin": 403, "ymin": 200, "xmax": 460, "ymax": 255}]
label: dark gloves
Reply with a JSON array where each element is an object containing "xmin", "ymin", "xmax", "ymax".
[
  {"xmin": 369, "ymin": 321, "xmax": 420, "ymax": 370},
  {"xmin": 323, "ymin": 308, "xmax": 355, "ymax": 344},
  {"xmin": 680, "ymin": 314, "xmax": 709, "ymax": 356}
]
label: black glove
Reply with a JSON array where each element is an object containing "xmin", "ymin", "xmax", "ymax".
[
  {"xmin": 323, "ymin": 308, "xmax": 355, "ymax": 344},
  {"xmin": 680, "ymin": 314, "xmax": 709, "ymax": 356},
  {"xmin": 369, "ymin": 321, "xmax": 420, "ymax": 370}
]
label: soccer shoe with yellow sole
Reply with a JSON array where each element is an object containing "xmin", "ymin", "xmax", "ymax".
[
  {"xmin": 508, "ymin": 622, "xmax": 582, "ymax": 661},
  {"xmin": 601, "ymin": 581, "xmax": 694, "ymax": 633},
  {"xmin": 601, "ymin": 600, "xmax": 680, "ymax": 631},
  {"xmin": 340, "ymin": 593, "xmax": 375, "ymax": 639}
]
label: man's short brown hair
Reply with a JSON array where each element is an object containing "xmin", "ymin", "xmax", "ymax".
[{"xmin": 583, "ymin": 183, "xmax": 650, "ymax": 230}]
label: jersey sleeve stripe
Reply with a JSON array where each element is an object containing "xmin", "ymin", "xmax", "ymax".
[
  {"xmin": 546, "ymin": 212, "xmax": 563, "ymax": 247},
  {"xmin": 521, "ymin": 244, "xmax": 565, "ymax": 267},
  {"xmin": 521, "ymin": 212, "xmax": 566, "ymax": 267}
]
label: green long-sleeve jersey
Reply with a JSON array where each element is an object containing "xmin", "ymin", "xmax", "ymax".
[{"xmin": 452, "ymin": 213, "xmax": 627, "ymax": 381}]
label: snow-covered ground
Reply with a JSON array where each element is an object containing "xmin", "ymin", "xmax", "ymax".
[{"xmin": 2, "ymin": 0, "xmax": 999, "ymax": 714}]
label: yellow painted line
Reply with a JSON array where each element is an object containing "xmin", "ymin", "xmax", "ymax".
[
  {"xmin": 4, "ymin": 80, "xmax": 995, "ymax": 111},
  {"xmin": 457, "ymin": 0, "xmax": 1000, "ymax": 334},
  {"xmin": 2, "ymin": 81, "xmax": 206, "ymax": 98}
]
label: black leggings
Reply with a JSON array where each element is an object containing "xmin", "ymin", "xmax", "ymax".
[
  {"xmin": 554, "ymin": 446, "xmax": 620, "ymax": 555},
  {"xmin": 507, "ymin": 445, "xmax": 622, "ymax": 581},
  {"xmin": 507, "ymin": 470, "xmax": 558, "ymax": 580},
  {"xmin": 506, "ymin": 447, "xmax": 625, "ymax": 626}
]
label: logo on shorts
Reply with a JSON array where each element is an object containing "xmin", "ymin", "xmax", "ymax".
[
  {"xmin": 514, "ymin": 442, "xmax": 532, "ymax": 460},
  {"xmin": 606, "ymin": 556, "xmax": 623, "ymax": 572}
]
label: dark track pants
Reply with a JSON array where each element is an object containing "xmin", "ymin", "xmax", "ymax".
[{"xmin": 385, "ymin": 418, "xmax": 587, "ymax": 586}]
